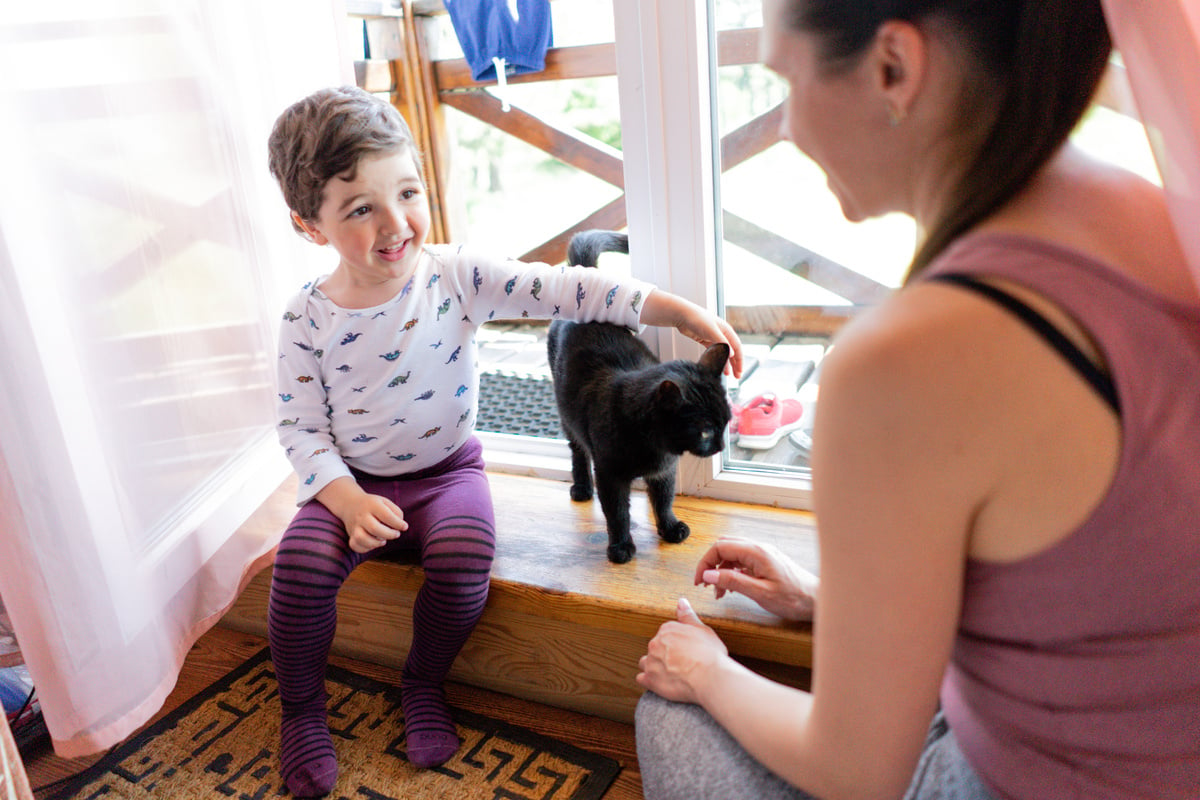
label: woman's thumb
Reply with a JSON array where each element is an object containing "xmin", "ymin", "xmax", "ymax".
[{"xmin": 677, "ymin": 597, "xmax": 703, "ymax": 625}]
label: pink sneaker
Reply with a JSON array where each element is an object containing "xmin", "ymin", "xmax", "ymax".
[{"xmin": 735, "ymin": 394, "xmax": 804, "ymax": 450}]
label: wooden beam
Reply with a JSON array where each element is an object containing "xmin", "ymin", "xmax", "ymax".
[
  {"xmin": 716, "ymin": 26, "xmax": 761, "ymax": 67},
  {"xmin": 354, "ymin": 59, "xmax": 396, "ymax": 93},
  {"xmin": 346, "ymin": 0, "xmax": 404, "ymax": 17},
  {"xmin": 520, "ymin": 197, "xmax": 628, "ymax": 265},
  {"xmin": 400, "ymin": 1, "xmax": 451, "ymax": 242},
  {"xmin": 720, "ymin": 102, "xmax": 783, "ymax": 170},
  {"xmin": 433, "ymin": 28, "xmax": 761, "ymax": 91},
  {"xmin": 435, "ymin": 42, "xmax": 617, "ymax": 91},
  {"xmin": 722, "ymin": 212, "xmax": 893, "ymax": 306},
  {"xmin": 410, "ymin": 0, "xmax": 448, "ymax": 14},
  {"xmin": 440, "ymin": 89, "xmax": 625, "ymax": 188},
  {"xmin": 725, "ymin": 304, "xmax": 858, "ymax": 337}
]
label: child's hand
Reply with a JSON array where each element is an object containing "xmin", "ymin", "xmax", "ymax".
[
  {"xmin": 343, "ymin": 493, "xmax": 408, "ymax": 553},
  {"xmin": 641, "ymin": 291, "xmax": 745, "ymax": 378},
  {"xmin": 676, "ymin": 309, "xmax": 744, "ymax": 379},
  {"xmin": 317, "ymin": 477, "xmax": 409, "ymax": 553}
]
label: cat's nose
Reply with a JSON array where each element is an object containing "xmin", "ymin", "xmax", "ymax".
[{"xmin": 694, "ymin": 430, "xmax": 724, "ymax": 457}]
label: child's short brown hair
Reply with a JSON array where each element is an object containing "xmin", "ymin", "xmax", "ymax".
[{"xmin": 268, "ymin": 86, "xmax": 421, "ymax": 235}]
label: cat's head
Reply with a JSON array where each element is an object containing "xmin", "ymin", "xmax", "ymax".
[{"xmin": 654, "ymin": 343, "xmax": 732, "ymax": 458}]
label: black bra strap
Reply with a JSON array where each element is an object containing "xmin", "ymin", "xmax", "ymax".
[{"xmin": 929, "ymin": 273, "xmax": 1120, "ymax": 414}]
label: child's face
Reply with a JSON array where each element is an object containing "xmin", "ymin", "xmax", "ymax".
[{"xmin": 302, "ymin": 147, "xmax": 431, "ymax": 289}]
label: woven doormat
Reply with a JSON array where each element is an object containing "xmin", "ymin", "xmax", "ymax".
[
  {"xmin": 54, "ymin": 648, "xmax": 620, "ymax": 800},
  {"xmin": 477, "ymin": 371, "xmax": 564, "ymax": 440}
]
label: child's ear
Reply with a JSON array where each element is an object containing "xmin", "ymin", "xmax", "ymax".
[{"xmin": 291, "ymin": 211, "xmax": 328, "ymax": 245}]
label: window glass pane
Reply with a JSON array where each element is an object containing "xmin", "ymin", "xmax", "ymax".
[
  {"xmin": 710, "ymin": 8, "xmax": 1154, "ymax": 483},
  {"xmin": 430, "ymin": 1, "xmax": 624, "ymax": 457},
  {"xmin": 711, "ymin": 0, "xmax": 912, "ymax": 480},
  {"xmin": 429, "ymin": 0, "xmax": 623, "ymax": 258}
]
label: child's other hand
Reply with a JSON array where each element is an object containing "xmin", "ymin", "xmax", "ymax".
[
  {"xmin": 317, "ymin": 477, "xmax": 409, "ymax": 553},
  {"xmin": 344, "ymin": 493, "xmax": 408, "ymax": 553}
]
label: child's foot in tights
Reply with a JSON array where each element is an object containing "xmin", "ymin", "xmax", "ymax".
[
  {"xmin": 401, "ymin": 678, "xmax": 460, "ymax": 768},
  {"xmin": 279, "ymin": 705, "xmax": 338, "ymax": 797}
]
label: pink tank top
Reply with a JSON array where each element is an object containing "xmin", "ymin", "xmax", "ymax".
[{"xmin": 923, "ymin": 234, "xmax": 1200, "ymax": 800}]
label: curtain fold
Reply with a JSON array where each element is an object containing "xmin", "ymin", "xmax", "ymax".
[
  {"xmin": 1101, "ymin": 0, "xmax": 1200, "ymax": 287},
  {"xmin": 0, "ymin": 0, "xmax": 350, "ymax": 756}
]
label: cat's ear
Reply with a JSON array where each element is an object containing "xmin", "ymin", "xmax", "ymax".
[
  {"xmin": 698, "ymin": 343, "xmax": 730, "ymax": 377},
  {"xmin": 656, "ymin": 379, "xmax": 683, "ymax": 408}
]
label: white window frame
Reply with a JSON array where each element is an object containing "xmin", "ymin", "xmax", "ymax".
[
  {"xmin": 483, "ymin": 0, "xmax": 813, "ymax": 510},
  {"xmin": 613, "ymin": 0, "xmax": 813, "ymax": 509}
]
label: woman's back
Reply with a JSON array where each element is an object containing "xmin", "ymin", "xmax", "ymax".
[{"xmin": 921, "ymin": 229, "xmax": 1200, "ymax": 798}]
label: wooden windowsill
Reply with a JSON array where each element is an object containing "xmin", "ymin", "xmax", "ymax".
[{"xmin": 223, "ymin": 470, "xmax": 817, "ymax": 721}]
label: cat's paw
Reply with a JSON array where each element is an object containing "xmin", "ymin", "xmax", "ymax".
[
  {"xmin": 607, "ymin": 541, "xmax": 636, "ymax": 564},
  {"xmin": 659, "ymin": 520, "xmax": 690, "ymax": 544},
  {"xmin": 570, "ymin": 484, "xmax": 593, "ymax": 502}
]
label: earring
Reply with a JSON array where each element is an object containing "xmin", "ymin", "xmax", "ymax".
[{"xmin": 888, "ymin": 105, "xmax": 907, "ymax": 127}]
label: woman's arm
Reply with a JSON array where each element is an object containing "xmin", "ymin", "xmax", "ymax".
[{"xmin": 639, "ymin": 288, "xmax": 1000, "ymax": 799}]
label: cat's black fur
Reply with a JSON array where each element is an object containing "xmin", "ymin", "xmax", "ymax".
[{"xmin": 547, "ymin": 230, "xmax": 732, "ymax": 563}]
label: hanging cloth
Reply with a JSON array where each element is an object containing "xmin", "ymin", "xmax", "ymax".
[
  {"xmin": 444, "ymin": 0, "xmax": 553, "ymax": 83},
  {"xmin": 1101, "ymin": 0, "xmax": 1200, "ymax": 289}
]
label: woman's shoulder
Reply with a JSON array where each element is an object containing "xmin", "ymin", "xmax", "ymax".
[{"xmin": 972, "ymin": 147, "xmax": 1197, "ymax": 303}]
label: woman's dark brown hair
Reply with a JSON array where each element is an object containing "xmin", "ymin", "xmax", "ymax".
[{"xmin": 784, "ymin": 0, "xmax": 1112, "ymax": 280}]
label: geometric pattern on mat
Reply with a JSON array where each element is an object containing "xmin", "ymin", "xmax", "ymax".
[
  {"xmin": 477, "ymin": 371, "xmax": 564, "ymax": 440},
  {"xmin": 54, "ymin": 648, "xmax": 620, "ymax": 800}
]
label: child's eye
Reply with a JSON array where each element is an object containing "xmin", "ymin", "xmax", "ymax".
[
  {"xmin": 401, "ymin": 188, "xmax": 420, "ymax": 200},
  {"xmin": 348, "ymin": 205, "xmax": 370, "ymax": 218}
]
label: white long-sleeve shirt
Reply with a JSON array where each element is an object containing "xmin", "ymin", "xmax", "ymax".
[{"xmin": 276, "ymin": 243, "xmax": 653, "ymax": 505}]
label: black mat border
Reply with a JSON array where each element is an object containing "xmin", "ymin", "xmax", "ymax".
[{"xmin": 53, "ymin": 647, "xmax": 620, "ymax": 800}]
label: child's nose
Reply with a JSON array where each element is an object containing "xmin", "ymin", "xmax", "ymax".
[{"xmin": 379, "ymin": 204, "xmax": 409, "ymax": 235}]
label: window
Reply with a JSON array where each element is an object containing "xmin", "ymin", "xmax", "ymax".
[{"xmin": 417, "ymin": 0, "xmax": 1159, "ymax": 511}]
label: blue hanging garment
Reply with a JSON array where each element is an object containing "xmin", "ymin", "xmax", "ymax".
[{"xmin": 444, "ymin": 0, "xmax": 554, "ymax": 83}]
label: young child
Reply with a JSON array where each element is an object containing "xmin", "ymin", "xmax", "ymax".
[{"xmin": 265, "ymin": 85, "xmax": 742, "ymax": 797}]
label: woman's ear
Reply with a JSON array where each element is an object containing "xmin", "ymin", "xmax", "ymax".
[
  {"xmin": 872, "ymin": 20, "xmax": 927, "ymax": 125},
  {"xmin": 291, "ymin": 211, "xmax": 328, "ymax": 245}
]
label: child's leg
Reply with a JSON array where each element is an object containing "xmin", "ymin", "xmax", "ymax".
[
  {"xmin": 268, "ymin": 501, "xmax": 365, "ymax": 797},
  {"xmin": 378, "ymin": 440, "xmax": 496, "ymax": 768}
]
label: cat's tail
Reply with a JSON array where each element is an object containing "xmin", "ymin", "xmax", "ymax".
[{"xmin": 567, "ymin": 229, "xmax": 628, "ymax": 268}]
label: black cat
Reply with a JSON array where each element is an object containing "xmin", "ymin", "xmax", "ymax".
[{"xmin": 547, "ymin": 230, "xmax": 732, "ymax": 563}]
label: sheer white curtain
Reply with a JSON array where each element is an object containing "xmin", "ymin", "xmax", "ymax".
[
  {"xmin": 1102, "ymin": 0, "xmax": 1200, "ymax": 285},
  {"xmin": 0, "ymin": 0, "xmax": 350, "ymax": 756}
]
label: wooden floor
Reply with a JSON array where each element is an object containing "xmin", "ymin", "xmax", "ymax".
[{"xmin": 19, "ymin": 625, "xmax": 643, "ymax": 800}]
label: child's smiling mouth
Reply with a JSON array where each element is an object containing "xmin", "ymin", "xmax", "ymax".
[{"xmin": 377, "ymin": 241, "xmax": 407, "ymax": 262}]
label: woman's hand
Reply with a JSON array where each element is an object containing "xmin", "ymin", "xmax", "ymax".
[
  {"xmin": 636, "ymin": 598, "xmax": 730, "ymax": 704},
  {"xmin": 695, "ymin": 537, "xmax": 818, "ymax": 621}
]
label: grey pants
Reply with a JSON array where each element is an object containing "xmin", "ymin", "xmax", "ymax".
[{"xmin": 635, "ymin": 692, "xmax": 997, "ymax": 800}]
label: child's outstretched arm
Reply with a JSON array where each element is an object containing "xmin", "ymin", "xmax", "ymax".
[{"xmin": 640, "ymin": 290, "xmax": 744, "ymax": 378}]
